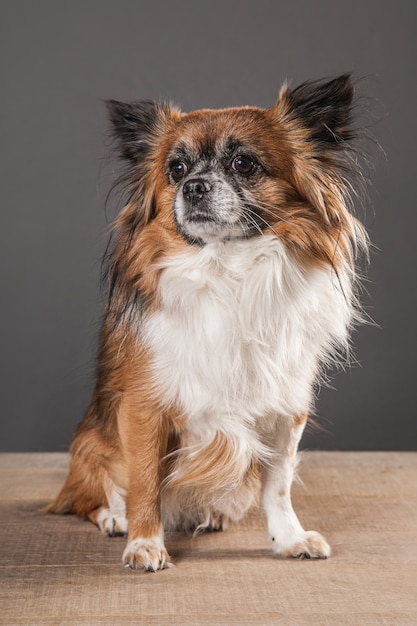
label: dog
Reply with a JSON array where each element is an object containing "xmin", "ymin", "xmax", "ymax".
[{"xmin": 48, "ymin": 74, "xmax": 368, "ymax": 571}]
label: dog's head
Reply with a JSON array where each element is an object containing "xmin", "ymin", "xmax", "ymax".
[{"xmin": 107, "ymin": 74, "xmax": 365, "ymax": 261}]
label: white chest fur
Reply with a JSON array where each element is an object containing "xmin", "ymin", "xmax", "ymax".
[{"xmin": 142, "ymin": 236, "xmax": 353, "ymax": 431}]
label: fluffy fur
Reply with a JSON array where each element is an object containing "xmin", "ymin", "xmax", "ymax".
[{"xmin": 48, "ymin": 74, "xmax": 368, "ymax": 571}]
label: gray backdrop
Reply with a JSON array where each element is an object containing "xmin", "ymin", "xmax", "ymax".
[{"xmin": 1, "ymin": 1, "xmax": 416, "ymax": 451}]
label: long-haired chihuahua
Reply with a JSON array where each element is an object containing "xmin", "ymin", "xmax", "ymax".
[{"xmin": 49, "ymin": 74, "xmax": 368, "ymax": 571}]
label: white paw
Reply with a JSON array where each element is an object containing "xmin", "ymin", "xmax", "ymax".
[
  {"xmin": 96, "ymin": 508, "xmax": 128, "ymax": 536},
  {"xmin": 122, "ymin": 537, "xmax": 172, "ymax": 572},
  {"xmin": 272, "ymin": 530, "xmax": 331, "ymax": 559}
]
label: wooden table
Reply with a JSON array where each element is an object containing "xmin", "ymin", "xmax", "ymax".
[{"xmin": 1, "ymin": 451, "xmax": 416, "ymax": 625}]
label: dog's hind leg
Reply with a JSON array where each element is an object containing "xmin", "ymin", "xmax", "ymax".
[{"xmin": 47, "ymin": 405, "xmax": 120, "ymax": 523}]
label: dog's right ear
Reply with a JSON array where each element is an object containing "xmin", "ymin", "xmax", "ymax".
[
  {"xmin": 106, "ymin": 100, "xmax": 168, "ymax": 163},
  {"xmin": 105, "ymin": 100, "xmax": 181, "ymax": 230}
]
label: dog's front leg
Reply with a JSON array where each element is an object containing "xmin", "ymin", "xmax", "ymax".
[
  {"xmin": 118, "ymin": 393, "xmax": 172, "ymax": 572},
  {"xmin": 262, "ymin": 414, "xmax": 331, "ymax": 559}
]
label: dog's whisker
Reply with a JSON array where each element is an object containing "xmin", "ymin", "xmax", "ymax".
[
  {"xmin": 243, "ymin": 206, "xmax": 280, "ymax": 236},
  {"xmin": 241, "ymin": 210, "xmax": 266, "ymax": 236},
  {"xmin": 245, "ymin": 200, "xmax": 295, "ymax": 226}
]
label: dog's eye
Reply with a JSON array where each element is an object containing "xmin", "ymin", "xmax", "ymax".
[
  {"xmin": 170, "ymin": 161, "xmax": 188, "ymax": 182},
  {"xmin": 231, "ymin": 155, "xmax": 256, "ymax": 175}
]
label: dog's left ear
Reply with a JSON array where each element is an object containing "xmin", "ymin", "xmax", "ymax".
[
  {"xmin": 273, "ymin": 75, "xmax": 358, "ymax": 225},
  {"xmin": 275, "ymin": 74, "xmax": 355, "ymax": 147}
]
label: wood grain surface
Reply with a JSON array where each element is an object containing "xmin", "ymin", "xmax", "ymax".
[{"xmin": 0, "ymin": 452, "xmax": 416, "ymax": 625}]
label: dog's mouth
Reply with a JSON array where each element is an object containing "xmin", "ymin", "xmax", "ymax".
[
  {"xmin": 175, "ymin": 208, "xmax": 251, "ymax": 244},
  {"xmin": 186, "ymin": 210, "xmax": 218, "ymax": 224}
]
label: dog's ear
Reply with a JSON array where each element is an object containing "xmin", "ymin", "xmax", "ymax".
[
  {"xmin": 105, "ymin": 100, "xmax": 180, "ymax": 229},
  {"xmin": 273, "ymin": 75, "xmax": 358, "ymax": 226},
  {"xmin": 276, "ymin": 74, "xmax": 355, "ymax": 147},
  {"xmin": 106, "ymin": 100, "xmax": 166, "ymax": 163}
]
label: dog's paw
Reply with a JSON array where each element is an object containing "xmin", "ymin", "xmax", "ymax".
[
  {"xmin": 273, "ymin": 530, "xmax": 331, "ymax": 559},
  {"xmin": 122, "ymin": 537, "xmax": 172, "ymax": 572},
  {"xmin": 96, "ymin": 508, "xmax": 128, "ymax": 536}
]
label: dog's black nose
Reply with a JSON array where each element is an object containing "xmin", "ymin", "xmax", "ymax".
[{"xmin": 183, "ymin": 178, "xmax": 211, "ymax": 201}]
